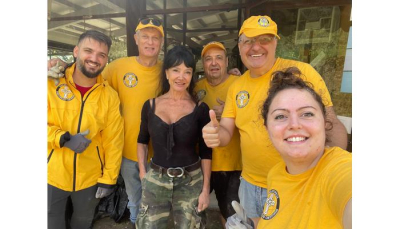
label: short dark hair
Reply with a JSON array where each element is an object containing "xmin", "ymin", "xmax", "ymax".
[
  {"xmin": 159, "ymin": 45, "xmax": 197, "ymax": 102},
  {"xmin": 261, "ymin": 67, "xmax": 328, "ymax": 126},
  {"xmin": 77, "ymin": 30, "xmax": 112, "ymax": 51}
]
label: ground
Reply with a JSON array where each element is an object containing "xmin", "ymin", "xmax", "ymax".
[{"xmin": 92, "ymin": 208, "xmax": 224, "ymax": 229}]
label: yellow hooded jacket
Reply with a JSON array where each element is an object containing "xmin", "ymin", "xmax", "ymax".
[{"xmin": 47, "ymin": 63, "xmax": 124, "ymax": 192}]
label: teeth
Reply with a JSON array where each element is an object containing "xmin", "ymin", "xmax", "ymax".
[
  {"xmin": 287, "ymin": 137, "xmax": 306, "ymax": 142},
  {"xmin": 251, "ymin": 54, "xmax": 262, "ymax": 57}
]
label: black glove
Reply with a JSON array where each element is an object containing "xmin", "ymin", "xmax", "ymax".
[
  {"xmin": 95, "ymin": 187, "xmax": 114, "ymax": 198},
  {"xmin": 63, "ymin": 130, "xmax": 91, "ymax": 153}
]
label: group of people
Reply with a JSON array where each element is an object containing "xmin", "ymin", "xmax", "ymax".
[{"xmin": 47, "ymin": 14, "xmax": 352, "ymax": 229}]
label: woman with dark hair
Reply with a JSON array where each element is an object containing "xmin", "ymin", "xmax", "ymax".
[
  {"xmin": 226, "ymin": 67, "xmax": 352, "ymax": 229},
  {"xmin": 136, "ymin": 45, "xmax": 212, "ymax": 229}
]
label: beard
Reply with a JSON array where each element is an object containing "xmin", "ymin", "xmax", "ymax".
[{"xmin": 76, "ymin": 58, "xmax": 104, "ymax": 78}]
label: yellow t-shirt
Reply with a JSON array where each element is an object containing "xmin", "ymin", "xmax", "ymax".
[
  {"xmin": 222, "ymin": 57, "xmax": 333, "ymax": 188},
  {"xmin": 258, "ymin": 147, "xmax": 352, "ymax": 229},
  {"xmin": 102, "ymin": 57, "xmax": 162, "ymax": 161},
  {"xmin": 195, "ymin": 75, "xmax": 242, "ymax": 171}
]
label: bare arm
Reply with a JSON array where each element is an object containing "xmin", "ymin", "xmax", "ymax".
[
  {"xmin": 137, "ymin": 143, "xmax": 148, "ymax": 180},
  {"xmin": 325, "ymin": 106, "xmax": 348, "ymax": 149},
  {"xmin": 197, "ymin": 159, "xmax": 212, "ymax": 212},
  {"xmin": 202, "ymin": 110, "xmax": 236, "ymax": 148},
  {"xmin": 343, "ymin": 198, "xmax": 352, "ymax": 229}
]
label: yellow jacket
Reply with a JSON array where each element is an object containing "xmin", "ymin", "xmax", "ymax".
[{"xmin": 47, "ymin": 64, "xmax": 124, "ymax": 192}]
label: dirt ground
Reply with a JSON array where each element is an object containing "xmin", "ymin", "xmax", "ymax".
[{"xmin": 92, "ymin": 208, "xmax": 224, "ymax": 229}]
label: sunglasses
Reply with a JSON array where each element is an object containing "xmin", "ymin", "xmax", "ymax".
[
  {"xmin": 138, "ymin": 17, "xmax": 162, "ymax": 27},
  {"xmin": 239, "ymin": 35, "xmax": 276, "ymax": 47}
]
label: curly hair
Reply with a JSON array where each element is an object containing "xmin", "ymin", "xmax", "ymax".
[{"xmin": 261, "ymin": 67, "xmax": 331, "ymax": 130}]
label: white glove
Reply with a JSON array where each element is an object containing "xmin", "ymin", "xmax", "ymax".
[
  {"xmin": 225, "ymin": 201, "xmax": 254, "ymax": 229},
  {"xmin": 48, "ymin": 60, "xmax": 65, "ymax": 85},
  {"xmin": 95, "ymin": 187, "xmax": 114, "ymax": 198}
]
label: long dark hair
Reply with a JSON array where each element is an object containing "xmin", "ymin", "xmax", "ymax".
[{"xmin": 159, "ymin": 45, "xmax": 198, "ymax": 102}]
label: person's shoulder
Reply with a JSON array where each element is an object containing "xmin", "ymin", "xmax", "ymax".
[
  {"xmin": 319, "ymin": 147, "xmax": 352, "ymax": 173},
  {"xmin": 107, "ymin": 56, "xmax": 136, "ymax": 67},
  {"xmin": 278, "ymin": 57, "xmax": 312, "ymax": 69}
]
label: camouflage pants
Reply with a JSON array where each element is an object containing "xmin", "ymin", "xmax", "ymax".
[{"xmin": 136, "ymin": 166, "xmax": 206, "ymax": 229}]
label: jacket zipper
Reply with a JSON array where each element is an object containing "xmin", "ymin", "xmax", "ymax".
[
  {"xmin": 96, "ymin": 146, "xmax": 104, "ymax": 176},
  {"xmin": 47, "ymin": 149, "xmax": 54, "ymax": 163},
  {"xmin": 72, "ymin": 83, "xmax": 101, "ymax": 192}
]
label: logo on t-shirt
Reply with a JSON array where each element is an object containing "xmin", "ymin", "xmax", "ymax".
[
  {"xmin": 56, "ymin": 84, "xmax": 75, "ymax": 101},
  {"xmin": 196, "ymin": 90, "xmax": 206, "ymax": 101},
  {"xmin": 123, "ymin": 72, "xmax": 138, "ymax": 88},
  {"xmin": 261, "ymin": 189, "xmax": 280, "ymax": 220},
  {"xmin": 235, "ymin": 91, "xmax": 250, "ymax": 108}
]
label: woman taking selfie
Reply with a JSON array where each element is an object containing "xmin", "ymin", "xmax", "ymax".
[{"xmin": 227, "ymin": 67, "xmax": 352, "ymax": 229}]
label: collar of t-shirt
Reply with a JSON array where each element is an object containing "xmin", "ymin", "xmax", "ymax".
[{"xmin": 75, "ymin": 83, "xmax": 93, "ymax": 97}]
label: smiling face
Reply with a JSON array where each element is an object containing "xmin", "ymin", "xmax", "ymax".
[
  {"xmin": 202, "ymin": 47, "xmax": 228, "ymax": 80},
  {"xmin": 266, "ymin": 88, "xmax": 326, "ymax": 171},
  {"xmin": 165, "ymin": 63, "xmax": 193, "ymax": 93},
  {"xmin": 238, "ymin": 34, "xmax": 277, "ymax": 77},
  {"xmin": 134, "ymin": 27, "xmax": 163, "ymax": 59},
  {"xmin": 73, "ymin": 37, "xmax": 109, "ymax": 78}
]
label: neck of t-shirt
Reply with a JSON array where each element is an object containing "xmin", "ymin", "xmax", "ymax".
[{"xmin": 75, "ymin": 83, "xmax": 93, "ymax": 97}]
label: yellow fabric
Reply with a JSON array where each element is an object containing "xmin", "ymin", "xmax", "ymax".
[
  {"xmin": 238, "ymin": 15, "xmax": 280, "ymax": 39},
  {"xmin": 47, "ymin": 64, "xmax": 124, "ymax": 191},
  {"xmin": 257, "ymin": 147, "xmax": 352, "ymax": 229},
  {"xmin": 201, "ymin": 41, "xmax": 226, "ymax": 57},
  {"xmin": 195, "ymin": 75, "xmax": 242, "ymax": 171},
  {"xmin": 222, "ymin": 58, "xmax": 333, "ymax": 188},
  {"xmin": 102, "ymin": 57, "xmax": 162, "ymax": 162}
]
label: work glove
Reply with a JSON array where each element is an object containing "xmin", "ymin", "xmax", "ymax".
[
  {"xmin": 48, "ymin": 60, "xmax": 65, "ymax": 85},
  {"xmin": 226, "ymin": 201, "xmax": 255, "ymax": 229},
  {"xmin": 63, "ymin": 129, "xmax": 91, "ymax": 153},
  {"xmin": 95, "ymin": 187, "xmax": 114, "ymax": 198}
]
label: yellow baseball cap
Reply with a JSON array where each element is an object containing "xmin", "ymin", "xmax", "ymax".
[
  {"xmin": 135, "ymin": 18, "xmax": 164, "ymax": 37},
  {"xmin": 201, "ymin": 41, "xmax": 226, "ymax": 57},
  {"xmin": 238, "ymin": 15, "xmax": 280, "ymax": 39}
]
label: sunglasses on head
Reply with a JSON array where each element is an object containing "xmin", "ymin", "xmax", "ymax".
[{"xmin": 138, "ymin": 17, "xmax": 162, "ymax": 27}]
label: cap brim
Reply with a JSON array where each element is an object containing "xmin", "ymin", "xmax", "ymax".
[
  {"xmin": 136, "ymin": 24, "xmax": 164, "ymax": 37},
  {"xmin": 241, "ymin": 30, "xmax": 280, "ymax": 39},
  {"xmin": 201, "ymin": 44, "xmax": 226, "ymax": 57}
]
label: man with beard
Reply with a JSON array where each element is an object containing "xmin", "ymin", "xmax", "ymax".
[{"xmin": 47, "ymin": 30, "xmax": 124, "ymax": 229}]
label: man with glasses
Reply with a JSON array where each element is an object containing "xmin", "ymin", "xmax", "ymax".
[
  {"xmin": 195, "ymin": 41, "xmax": 242, "ymax": 225},
  {"xmin": 101, "ymin": 17, "xmax": 164, "ymax": 228},
  {"xmin": 202, "ymin": 15, "xmax": 348, "ymax": 227}
]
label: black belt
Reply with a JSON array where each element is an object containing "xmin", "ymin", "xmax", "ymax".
[{"xmin": 150, "ymin": 159, "xmax": 201, "ymax": 178}]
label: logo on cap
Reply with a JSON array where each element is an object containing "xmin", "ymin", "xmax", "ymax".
[{"xmin": 258, "ymin": 17, "xmax": 270, "ymax": 27}]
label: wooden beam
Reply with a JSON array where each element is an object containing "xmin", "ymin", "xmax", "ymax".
[{"xmin": 143, "ymin": 3, "xmax": 245, "ymax": 15}]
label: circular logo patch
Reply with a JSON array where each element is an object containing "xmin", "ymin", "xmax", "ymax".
[
  {"xmin": 261, "ymin": 189, "xmax": 280, "ymax": 220},
  {"xmin": 56, "ymin": 84, "xmax": 75, "ymax": 101},
  {"xmin": 123, "ymin": 73, "xmax": 138, "ymax": 88},
  {"xmin": 196, "ymin": 90, "xmax": 206, "ymax": 101},
  {"xmin": 258, "ymin": 17, "xmax": 270, "ymax": 27},
  {"xmin": 235, "ymin": 91, "xmax": 250, "ymax": 108}
]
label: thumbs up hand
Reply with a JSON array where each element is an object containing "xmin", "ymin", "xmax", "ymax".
[
  {"xmin": 212, "ymin": 97, "xmax": 225, "ymax": 120},
  {"xmin": 202, "ymin": 110, "xmax": 221, "ymax": 148}
]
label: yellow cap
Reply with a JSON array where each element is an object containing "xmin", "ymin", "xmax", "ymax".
[
  {"xmin": 238, "ymin": 16, "xmax": 280, "ymax": 39},
  {"xmin": 201, "ymin": 41, "xmax": 226, "ymax": 57},
  {"xmin": 135, "ymin": 18, "xmax": 164, "ymax": 37}
]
